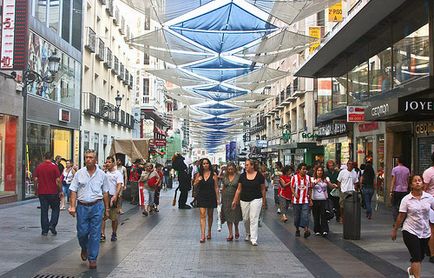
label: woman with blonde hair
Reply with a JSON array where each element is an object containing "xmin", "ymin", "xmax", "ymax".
[{"xmin": 221, "ymin": 162, "xmax": 242, "ymax": 241}]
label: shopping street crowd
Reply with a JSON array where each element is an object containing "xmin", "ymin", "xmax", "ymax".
[{"xmin": 31, "ymin": 150, "xmax": 434, "ymax": 278}]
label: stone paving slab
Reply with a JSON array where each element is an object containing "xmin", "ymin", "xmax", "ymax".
[{"xmin": 107, "ymin": 203, "xmax": 314, "ymax": 278}]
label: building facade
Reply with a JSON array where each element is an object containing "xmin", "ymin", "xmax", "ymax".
[
  {"xmin": 81, "ymin": 0, "xmax": 136, "ymax": 165},
  {"xmin": 24, "ymin": 0, "xmax": 83, "ymax": 198},
  {"xmin": 296, "ymin": 0, "xmax": 434, "ymax": 204}
]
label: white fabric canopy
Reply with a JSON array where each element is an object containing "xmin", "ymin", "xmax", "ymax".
[
  {"xmin": 247, "ymin": 0, "xmax": 340, "ymax": 25},
  {"xmin": 229, "ymin": 93, "xmax": 274, "ymax": 102},
  {"xmin": 165, "ymin": 90, "xmax": 207, "ymax": 105},
  {"xmin": 147, "ymin": 68, "xmax": 209, "ymax": 87},
  {"xmin": 225, "ymin": 68, "xmax": 289, "ymax": 91}
]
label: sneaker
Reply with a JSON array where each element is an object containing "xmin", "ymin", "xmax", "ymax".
[
  {"xmin": 245, "ymin": 235, "xmax": 251, "ymax": 241},
  {"xmin": 60, "ymin": 207, "xmax": 65, "ymax": 211},
  {"xmin": 111, "ymin": 233, "xmax": 117, "ymax": 242},
  {"xmin": 295, "ymin": 230, "xmax": 300, "ymax": 237},
  {"xmin": 41, "ymin": 232, "xmax": 48, "ymax": 236},
  {"xmin": 322, "ymin": 232, "xmax": 328, "ymax": 237},
  {"xmin": 251, "ymin": 241, "xmax": 258, "ymax": 246},
  {"xmin": 315, "ymin": 232, "xmax": 321, "ymax": 236},
  {"xmin": 304, "ymin": 230, "xmax": 311, "ymax": 238},
  {"xmin": 217, "ymin": 227, "xmax": 222, "ymax": 232},
  {"xmin": 407, "ymin": 267, "xmax": 415, "ymax": 278},
  {"xmin": 277, "ymin": 208, "xmax": 281, "ymax": 214},
  {"xmin": 49, "ymin": 226, "xmax": 57, "ymax": 235},
  {"xmin": 142, "ymin": 210, "xmax": 148, "ymax": 216}
]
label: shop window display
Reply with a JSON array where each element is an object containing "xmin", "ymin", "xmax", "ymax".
[{"xmin": 0, "ymin": 115, "xmax": 18, "ymax": 195}]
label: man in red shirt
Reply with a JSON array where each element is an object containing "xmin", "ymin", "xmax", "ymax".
[{"xmin": 34, "ymin": 152, "xmax": 62, "ymax": 236}]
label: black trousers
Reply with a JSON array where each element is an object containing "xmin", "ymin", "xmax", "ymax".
[
  {"xmin": 312, "ymin": 200, "xmax": 329, "ymax": 233},
  {"xmin": 329, "ymin": 195, "xmax": 340, "ymax": 220},
  {"xmin": 39, "ymin": 194, "xmax": 60, "ymax": 233},
  {"xmin": 178, "ymin": 189, "xmax": 189, "ymax": 207},
  {"xmin": 392, "ymin": 191, "xmax": 408, "ymax": 222}
]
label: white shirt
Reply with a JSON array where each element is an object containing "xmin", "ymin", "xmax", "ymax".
[
  {"xmin": 337, "ymin": 169, "xmax": 358, "ymax": 193},
  {"xmin": 399, "ymin": 192, "xmax": 434, "ymax": 239},
  {"xmin": 70, "ymin": 167, "xmax": 109, "ymax": 203},
  {"xmin": 106, "ymin": 168, "xmax": 123, "ymax": 196}
]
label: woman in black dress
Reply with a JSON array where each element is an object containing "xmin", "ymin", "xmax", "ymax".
[{"xmin": 193, "ymin": 158, "xmax": 220, "ymax": 243}]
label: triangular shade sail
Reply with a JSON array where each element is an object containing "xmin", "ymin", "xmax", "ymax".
[
  {"xmin": 129, "ymin": 29, "xmax": 214, "ymax": 65},
  {"xmin": 226, "ymin": 68, "xmax": 289, "ymax": 91},
  {"xmin": 247, "ymin": 0, "xmax": 340, "ymax": 25},
  {"xmin": 171, "ymin": 107, "xmax": 204, "ymax": 118},
  {"xmin": 235, "ymin": 30, "xmax": 316, "ymax": 64},
  {"xmin": 200, "ymin": 117, "xmax": 232, "ymax": 124},
  {"xmin": 165, "ymin": 90, "xmax": 206, "ymax": 105},
  {"xmin": 187, "ymin": 57, "xmax": 254, "ymax": 82},
  {"xmin": 202, "ymin": 124, "xmax": 235, "ymax": 130},
  {"xmin": 170, "ymin": 2, "xmax": 277, "ymax": 52},
  {"xmin": 147, "ymin": 68, "xmax": 209, "ymax": 87},
  {"xmin": 194, "ymin": 102, "xmax": 239, "ymax": 116},
  {"xmin": 230, "ymin": 93, "xmax": 274, "ymax": 102},
  {"xmin": 193, "ymin": 84, "xmax": 248, "ymax": 101}
]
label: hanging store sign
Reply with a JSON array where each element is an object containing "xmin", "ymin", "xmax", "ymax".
[
  {"xmin": 328, "ymin": 1, "xmax": 343, "ymax": 22},
  {"xmin": 1, "ymin": 0, "xmax": 16, "ymax": 69},
  {"xmin": 309, "ymin": 27, "xmax": 322, "ymax": 54},
  {"xmin": 347, "ymin": 106, "xmax": 366, "ymax": 122},
  {"xmin": 0, "ymin": 0, "xmax": 27, "ymax": 70},
  {"xmin": 358, "ymin": 122, "xmax": 379, "ymax": 132},
  {"xmin": 255, "ymin": 140, "xmax": 268, "ymax": 148},
  {"xmin": 154, "ymin": 139, "xmax": 166, "ymax": 147},
  {"xmin": 316, "ymin": 122, "xmax": 347, "ymax": 137}
]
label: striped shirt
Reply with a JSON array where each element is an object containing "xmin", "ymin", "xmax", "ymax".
[{"xmin": 291, "ymin": 174, "xmax": 312, "ymax": 204}]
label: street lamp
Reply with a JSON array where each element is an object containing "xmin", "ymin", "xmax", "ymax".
[
  {"xmin": 101, "ymin": 94, "xmax": 123, "ymax": 115},
  {"xmin": 24, "ymin": 51, "xmax": 61, "ymax": 84},
  {"xmin": 115, "ymin": 94, "xmax": 122, "ymax": 109}
]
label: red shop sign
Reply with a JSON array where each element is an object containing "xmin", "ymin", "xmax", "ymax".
[
  {"xmin": 358, "ymin": 122, "xmax": 379, "ymax": 132},
  {"xmin": 154, "ymin": 139, "xmax": 166, "ymax": 147}
]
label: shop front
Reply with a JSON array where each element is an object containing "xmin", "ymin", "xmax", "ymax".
[
  {"xmin": 354, "ymin": 122, "xmax": 386, "ymax": 171},
  {"xmin": 415, "ymin": 122, "xmax": 434, "ymax": 173},
  {"xmin": 316, "ymin": 121, "xmax": 352, "ymax": 167},
  {"xmin": 0, "ymin": 114, "xmax": 18, "ymax": 202}
]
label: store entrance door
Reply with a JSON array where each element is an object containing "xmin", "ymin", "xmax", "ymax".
[{"xmin": 51, "ymin": 128, "xmax": 72, "ymax": 163}]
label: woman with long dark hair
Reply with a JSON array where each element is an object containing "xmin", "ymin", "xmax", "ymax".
[
  {"xmin": 360, "ymin": 161, "xmax": 376, "ymax": 219},
  {"xmin": 232, "ymin": 159, "xmax": 266, "ymax": 246},
  {"xmin": 193, "ymin": 158, "xmax": 220, "ymax": 243},
  {"xmin": 311, "ymin": 166, "xmax": 337, "ymax": 236},
  {"xmin": 221, "ymin": 162, "xmax": 242, "ymax": 241}
]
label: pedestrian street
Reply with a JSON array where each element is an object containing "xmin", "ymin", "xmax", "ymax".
[{"xmin": 1, "ymin": 190, "xmax": 433, "ymax": 278}]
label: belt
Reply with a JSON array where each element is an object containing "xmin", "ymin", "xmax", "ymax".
[{"xmin": 78, "ymin": 199, "xmax": 101, "ymax": 206}]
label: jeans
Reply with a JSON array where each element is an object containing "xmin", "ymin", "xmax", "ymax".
[
  {"xmin": 62, "ymin": 183, "xmax": 70, "ymax": 202},
  {"xmin": 312, "ymin": 200, "xmax": 328, "ymax": 233},
  {"xmin": 273, "ymin": 188, "xmax": 279, "ymax": 205},
  {"xmin": 240, "ymin": 198, "xmax": 262, "ymax": 243},
  {"xmin": 293, "ymin": 203, "xmax": 310, "ymax": 229},
  {"xmin": 143, "ymin": 188, "xmax": 155, "ymax": 206},
  {"xmin": 39, "ymin": 194, "xmax": 60, "ymax": 233},
  {"xmin": 362, "ymin": 188, "xmax": 374, "ymax": 216},
  {"xmin": 77, "ymin": 201, "xmax": 104, "ymax": 261}
]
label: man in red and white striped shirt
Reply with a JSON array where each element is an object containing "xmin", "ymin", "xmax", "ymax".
[{"xmin": 291, "ymin": 163, "xmax": 313, "ymax": 238}]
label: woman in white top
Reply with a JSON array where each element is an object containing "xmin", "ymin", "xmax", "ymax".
[
  {"xmin": 60, "ymin": 160, "xmax": 75, "ymax": 210},
  {"xmin": 311, "ymin": 166, "xmax": 337, "ymax": 237},
  {"xmin": 392, "ymin": 175, "xmax": 434, "ymax": 278}
]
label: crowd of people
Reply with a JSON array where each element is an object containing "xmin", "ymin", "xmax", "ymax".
[{"xmin": 31, "ymin": 149, "xmax": 434, "ymax": 277}]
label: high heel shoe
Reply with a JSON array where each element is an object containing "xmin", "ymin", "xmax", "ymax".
[
  {"xmin": 235, "ymin": 233, "xmax": 240, "ymax": 240},
  {"xmin": 226, "ymin": 236, "xmax": 233, "ymax": 242},
  {"xmin": 200, "ymin": 236, "xmax": 205, "ymax": 243},
  {"xmin": 206, "ymin": 234, "xmax": 211, "ymax": 240}
]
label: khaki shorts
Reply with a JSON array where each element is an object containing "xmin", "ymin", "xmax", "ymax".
[{"xmin": 339, "ymin": 191, "xmax": 353, "ymax": 208}]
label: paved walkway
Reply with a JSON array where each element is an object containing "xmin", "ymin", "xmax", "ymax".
[{"xmin": 0, "ymin": 190, "xmax": 433, "ymax": 277}]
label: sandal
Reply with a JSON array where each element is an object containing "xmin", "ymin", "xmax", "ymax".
[
  {"xmin": 206, "ymin": 235, "xmax": 211, "ymax": 240},
  {"xmin": 226, "ymin": 236, "xmax": 234, "ymax": 242},
  {"xmin": 100, "ymin": 234, "xmax": 106, "ymax": 242},
  {"xmin": 200, "ymin": 236, "xmax": 205, "ymax": 243},
  {"xmin": 235, "ymin": 233, "xmax": 240, "ymax": 240}
]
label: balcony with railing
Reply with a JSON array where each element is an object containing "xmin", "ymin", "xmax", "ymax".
[
  {"xmin": 113, "ymin": 56, "xmax": 119, "ymax": 75},
  {"xmin": 104, "ymin": 48, "xmax": 112, "ymax": 68},
  {"xmin": 84, "ymin": 27, "xmax": 96, "ymax": 53},
  {"xmin": 96, "ymin": 38, "xmax": 105, "ymax": 61},
  {"xmin": 106, "ymin": 0, "xmax": 113, "ymax": 16},
  {"xmin": 83, "ymin": 92, "xmax": 134, "ymax": 129}
]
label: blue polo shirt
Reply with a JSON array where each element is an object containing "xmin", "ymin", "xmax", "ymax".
[{"xmin": 70, "ymin": 167, "xmax": 109, "ymax": 203}]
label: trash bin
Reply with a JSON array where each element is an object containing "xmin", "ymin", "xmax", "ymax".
[{"xmin": 343, "ymin": 192, "xmax": 361, "ymax": 240}]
